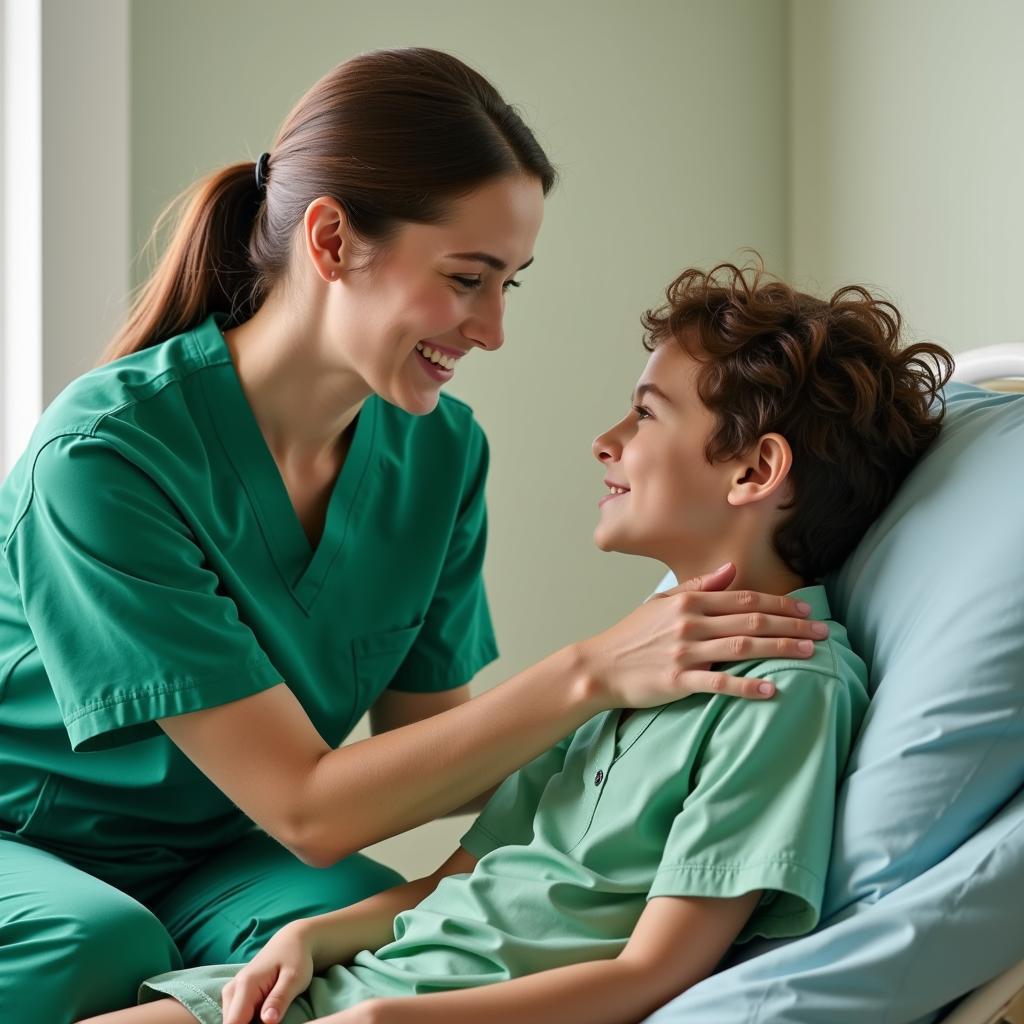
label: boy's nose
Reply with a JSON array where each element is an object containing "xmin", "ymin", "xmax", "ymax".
[{"xmin": 592, "ymin": 433, "xmax": 618, "ymax": 463}]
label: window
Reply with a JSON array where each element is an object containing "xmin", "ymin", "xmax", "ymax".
[{"xmin": 1, "ymin": 0, "xmax": 42, "ymax": 477}]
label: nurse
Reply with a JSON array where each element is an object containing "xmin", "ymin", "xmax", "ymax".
[{"xmin": 0, "ymin": 48, "xmax": 824, "ymax": 1023}]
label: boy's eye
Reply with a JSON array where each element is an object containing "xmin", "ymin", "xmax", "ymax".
[
  {"xmin": 450, "ymin": 275, "xmax": 522, "ymax": 293},
  {"xmin": 633, "ymin": 404, "xmax": 653, "ymax": 421}
]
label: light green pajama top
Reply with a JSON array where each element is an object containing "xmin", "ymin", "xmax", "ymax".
[
  {"xmin": 139, "ymin": 584, "xmax": 869, "ymax": 1023},
  {"xmin": 0, "ymin": 312, "xmax": 497, "ymax": 882}
]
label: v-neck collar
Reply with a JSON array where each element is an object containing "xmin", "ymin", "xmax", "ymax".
[{"xmin": 190, "ymin": 312, "xmax": 379, "ymax": 614}]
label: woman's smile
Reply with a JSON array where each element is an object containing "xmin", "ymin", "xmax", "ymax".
[{"xmin": 413, "ymin": 341, "xmax": 458, "ymax": 381}]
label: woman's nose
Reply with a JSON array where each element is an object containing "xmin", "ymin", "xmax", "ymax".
[{"xmin": 462, "ymin": 292, "xmax": 505, "ymax": 351}]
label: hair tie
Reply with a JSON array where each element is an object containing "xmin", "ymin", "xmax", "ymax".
[{"xmin": 255, "ymin": 152, "xmax": 271, "ymax": 192}]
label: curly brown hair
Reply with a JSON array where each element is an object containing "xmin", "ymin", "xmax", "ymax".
[{"xmin": 641, "ymin": 258, "xmax": 955, "ymax": 581}]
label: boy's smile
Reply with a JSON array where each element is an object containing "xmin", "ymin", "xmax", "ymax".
[{"xmin": 597, "ymin": 479, "xmax": 629, "ymax": 507}]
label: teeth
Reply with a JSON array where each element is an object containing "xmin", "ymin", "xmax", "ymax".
[
  {"xmin": 608, "ymin": 486, "xmax": 628, "ymax": 495},
  {"xmin": 415, "ymin": 342, "xmax": 457, "ymax": 371}
]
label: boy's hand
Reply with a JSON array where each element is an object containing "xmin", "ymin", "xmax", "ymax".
[
  {"xmin": 222, "ymin": 921, "xmax": 316, "ymax": 1024},
  {"xmin": 579, "ymin": 561, "xmax": 828, "ymax": 708}
]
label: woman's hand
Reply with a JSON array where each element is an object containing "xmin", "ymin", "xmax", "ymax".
[
  {"xmin": 577, "ymin": 562, "xmax": 828, "ymax": 709},
  {"xmin": 222, "ymin": 921, "xmax": 316, "ymax": 1024}
]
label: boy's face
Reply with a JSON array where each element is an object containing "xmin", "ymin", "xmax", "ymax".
[{"xmin": 592, "ymin": 342, "xmax": 735, "ymax": 563}]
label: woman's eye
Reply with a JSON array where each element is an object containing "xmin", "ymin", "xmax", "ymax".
[
  {"xmin": 450, "ymin": 275, "xmax": 522, "ymax": 293},
  {"xmin": 633, "ymin": 404, "xmax": 653, "ymax": 421}
]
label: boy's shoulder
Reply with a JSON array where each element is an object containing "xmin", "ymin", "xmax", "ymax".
[{"xmin": 714, "ymin": 585, "xmax": 869, "ymax": 705}]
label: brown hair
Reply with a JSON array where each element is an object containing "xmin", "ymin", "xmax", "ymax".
[
  {"xmin": 100, "ymin": 48, "xmax": 557, "ymax": 365},
  {"xmin": 641, "ymin": 257, "xmax": 955, "ymax": 580}
]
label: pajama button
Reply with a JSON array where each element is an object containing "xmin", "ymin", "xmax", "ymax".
[{"xmin": 594, "ymin": 769, "xmax": 604, "ymax": 786}]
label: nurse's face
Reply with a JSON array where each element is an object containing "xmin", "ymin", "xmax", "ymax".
[
  {"xmin": 324, "ymin": 173, "xmax": 544, "ymax": 415},
  {"xmin": 591, "ymin": 342, "xmax": 739, "ymax": 564}
]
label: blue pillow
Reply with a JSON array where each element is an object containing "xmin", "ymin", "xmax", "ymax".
[
  {"xmin": 648, "ymin": 382, "xmax": 1024, "ymax": 1020},
  {"xmin": 823, "ymin": 382, "xmax": 1024, "ymax": 915}
]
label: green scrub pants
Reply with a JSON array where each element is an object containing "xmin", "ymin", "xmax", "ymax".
[{"xmin": 0, "ymin": 827, "xmax": 403, "ymax": 1024}]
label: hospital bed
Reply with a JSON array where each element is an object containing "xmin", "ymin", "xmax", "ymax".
[
  {"xmin": 934, "ymin": 345, "xmax": 1024, "ymax": 1024},
  {"xmin": 646, "ymin": 343, "xmax": 1024, "ymax": 1024}
]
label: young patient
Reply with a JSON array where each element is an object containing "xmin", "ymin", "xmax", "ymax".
[{"xmin": 81, "ymin": 260, "xmax": 953, "ymax": 1024}]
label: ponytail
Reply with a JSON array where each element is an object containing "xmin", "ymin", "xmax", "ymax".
[{"xmin": 99, "ymin": 161, "xmax": 265, "ymax": 364}]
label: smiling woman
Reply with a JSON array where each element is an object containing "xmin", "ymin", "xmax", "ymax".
[{"xmin": 218, "ymin": 173, "xmax": 543, "ymax": 426}]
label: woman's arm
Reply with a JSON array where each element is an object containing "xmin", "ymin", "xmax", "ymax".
[
  {"xmin": 159, "ymin": 643, "xmax": 590, "ymax": 866},
  {"xmin": 160, "ymin": 565, "xmax": 823, "ymax": 866},
  {"xmin": 368, "ymin": 687, "xmax": 497, "ymax": 815},
  {"xmin": 328, "ymin": 890, "xmax": 763, "ymax": 1024}
]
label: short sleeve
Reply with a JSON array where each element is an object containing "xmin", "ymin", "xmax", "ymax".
[
  {"xmin": 388, "ymin": 420, "xmax": 498, "ymax": 693},
  {"xmin": 647, "ymin": 668, "xmax": 859, "ymax": 943},
  {"xmin": 2, "ymin": 434, "xmax": 283, "ymax": 752},
  {"xmin": 460, "ymin": 729, "xmax": 576, "ymax": 858}
]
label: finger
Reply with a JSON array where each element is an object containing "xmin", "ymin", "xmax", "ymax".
[
  {"xmin": 662, "ymin": 562, "xmax": 735, "ymax": 595},
  {"xmin": 678, "ymin": 669, "xmax": 779, "ymax": 700},
  {"xmin": 222, "ymin": 977, "xmax": 256, "ymax": 1024},
  {"xmin": 261, "ymin": 969, "xmax": 302, "ymax": 1024},
  {"xmin": 686, "ymin": 612, "xmax": 829, "ymax": 642},
  {"xmin": 693, "ymin": 634, "xmax": 820, "ymax": 665},
  {"xmin": 676, "ymin": 588, "xmax": 814, "ymax": 618}
]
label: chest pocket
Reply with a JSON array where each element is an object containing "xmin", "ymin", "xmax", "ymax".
[{"xmin": 350, "ymin": 620, "xmax": 425, "ymax": 726}]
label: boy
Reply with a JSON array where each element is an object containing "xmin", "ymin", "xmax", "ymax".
[{"xmin": 82, "ymin": 260, "xmax": 953, "ymax": 1024}]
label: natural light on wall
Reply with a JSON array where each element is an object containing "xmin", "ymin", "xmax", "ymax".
[{"xmin": 1, "ymin": 0, "xmax": 42, "ymax": 477}]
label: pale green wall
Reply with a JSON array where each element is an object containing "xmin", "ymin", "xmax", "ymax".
[
  {"xmin": 789, "ymin": 0, "xmax": 1024, "ymax": 352},
  {"xmin": 130, "ymin": 0, "xmax": 789, "ymax": 878}
]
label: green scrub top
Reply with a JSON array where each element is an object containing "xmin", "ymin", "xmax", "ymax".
[
  {"xmin": 139, "ymin": 585, "xmax": 870, "ymax": 1020},
  {"xmin": 0, "ymin": 312, "xmax": 497, "ymax": 869}
]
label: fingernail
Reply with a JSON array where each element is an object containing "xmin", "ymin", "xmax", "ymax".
[
  {"xmin": 811, "ymin": 622, "xmax": 829, "ymax": 637},
  {"xmin": 798, "ymin": 640, "xmax": 814, "ymax": 653},
  {"xmin": 758, "ymin": 681, "xmax": 775, "ymax": 695},
  {"xmin": 714, "ymin": 561, "xmax": 732, "ymax": 572},
  {"xmin": 265, "ymin": 1011, "xmax": 279, "ymax": 1023},
  {"xmin": 796, "ymin": 601, "xmax": 811, "ymax": 614}
]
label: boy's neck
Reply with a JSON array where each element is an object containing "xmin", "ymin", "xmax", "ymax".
[{"xmin": 668, "ymin": 555, "xmax": 808, "ymax": 597}]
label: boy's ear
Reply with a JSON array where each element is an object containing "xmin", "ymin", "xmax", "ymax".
[{"xmin": 726, "ymin": 433, "xmax": 793, "ymax": 508}]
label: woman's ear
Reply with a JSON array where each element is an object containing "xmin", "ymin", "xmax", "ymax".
[
  {"xmin": 303, "ymin": 196, "xmax": 357, "ymax": 282},
  {"xmin": 726, "ymin": 433, "xmax": 793, "ymax": 508}
]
